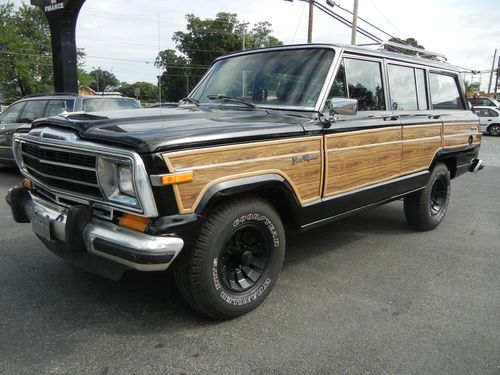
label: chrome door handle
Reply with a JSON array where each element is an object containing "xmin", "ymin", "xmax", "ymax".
[{"xmin": 383, "ymin": 115, "xmax": 400, "ymax": 121}]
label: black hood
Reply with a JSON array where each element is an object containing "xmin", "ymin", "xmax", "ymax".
[{"xmin": 31, "ymin": 106, "xmax": 309, "ymax": 153}]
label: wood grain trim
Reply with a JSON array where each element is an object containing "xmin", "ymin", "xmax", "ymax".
[
  {"xmin": 443, "ymin": 121, "xmax": 481, "ymax": 149},
  {"xmin": 163, "ymin": 137, "xmax": 323, "ymax": 214},
  {"xmin": 324, "ymin": 127, "xmax": 402, "ymax": 196},
  {"xmin": 402, "ymin": 124, "xmax": 442, "ymax": 174}
]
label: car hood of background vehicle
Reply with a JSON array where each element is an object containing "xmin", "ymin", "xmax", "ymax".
[{"xmin": 30, "ymin": 107, "xmax": 307, "ymax": 153}]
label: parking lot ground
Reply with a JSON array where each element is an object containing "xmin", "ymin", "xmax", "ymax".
[{"xmin": 0, "ymin": 137, "xmax": 499, "ymax": 375}]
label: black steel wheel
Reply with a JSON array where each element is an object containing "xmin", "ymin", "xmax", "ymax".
[
  {"xmin": 429, "ymin": 174, "xmax": 448, "ymax": 217},
  {"xmin": 174, "ymin": 195, "xmax": 285, "ymax": 320},
  {"xmin": 404, "ymin": 162, "xmax": 451, "ymax": 231},
  {"xmin": 219, "ymin": 224, "xmax": 270, "ymax": 293}
]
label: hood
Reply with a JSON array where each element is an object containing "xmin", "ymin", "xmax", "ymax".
[{"xmin": 31, "ymin": 106, "xmax": 308, "ymax": 153}]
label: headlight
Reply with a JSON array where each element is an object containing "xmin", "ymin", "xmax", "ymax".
[
  {"xmin": 118, "ymin": 164, "xmax": 134, "ymax": 196},
  {"xmin": 97, "ymin": 156, "xmax": 139, "ymax": 208}
]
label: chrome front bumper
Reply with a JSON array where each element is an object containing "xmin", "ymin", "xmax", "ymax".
[{"xmin": 7, "ymin": 187, "xmax": 184, "ymax": 274}]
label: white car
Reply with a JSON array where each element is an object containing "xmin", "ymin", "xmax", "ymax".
[{"xmin": 472, "ymin": 106, "xmax": 500, "ymax": 136}]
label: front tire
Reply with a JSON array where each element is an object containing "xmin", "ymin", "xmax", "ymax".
[
  {"xmin": 404, "ymin": 163, "xmax": 451, "ymax": 231},
  {"xmin": 174, "ymin": 195, "xmax": 285, "ymax": 320},
  {"xmin": 488, "ymin": 124, "xmax": 500, "ymax": 136}
]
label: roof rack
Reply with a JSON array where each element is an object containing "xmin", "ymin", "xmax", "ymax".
[
  {"xmin": 378, "ymin": 41, "xmax": 447, "ymax": 61},
  {"xmin": 22, "ymin": 92, "xmax": 79, "ymax": 99}
]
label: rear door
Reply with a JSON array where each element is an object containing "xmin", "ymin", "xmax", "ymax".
[{"xmin": 386, "ymin": 63, "xmax": 442, "ymax": 176}]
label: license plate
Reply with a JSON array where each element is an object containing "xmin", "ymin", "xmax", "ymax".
[{"xmin": 32, "ymin": 212, "xmax": 51, "ymax": 241}]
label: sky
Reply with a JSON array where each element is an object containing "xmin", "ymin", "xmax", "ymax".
[{"xmin": 8, "ymin": 0, "xmax": 500, "ymax": 91}]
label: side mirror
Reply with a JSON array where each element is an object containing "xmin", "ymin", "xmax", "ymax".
[{"xmin": 326, "ymin": 98, "xmax": 358, "ymax": 117}]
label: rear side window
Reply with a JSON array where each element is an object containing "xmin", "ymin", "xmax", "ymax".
[
  {"xmin": 479, "ymin": 98, "xmax": 493, "ymax": 106},
  {"xmin": 387, "ymin": 65, "xmax": 429, "ymax": 111},
  {"xmin": 45, "ymin": 99, "xmax": 75, "ymax": 117},
  {"xmin": 19, "ymin": 100, "xmax": 48, "ymax": 123},
  {"xmin": 388, "ymin": 65, "xmax": 417, "ymax": 111},
  {"xmin": 328, "ymin": 58, "xmax": 386, "ymax": 111},
  {"xmin": 0, "ymin": 102, "xmax": 25, "ymax": 124},
  {"xmin": 429, "ymin": 73, "xmax": 464, "ymax": 110},
  {"xmin": 82, "ymin": 98, "xmax": 141, "ymax": 112},
  {"xmin": 488, "ymin": 109, "xmax": 499, "ymax": 117}
]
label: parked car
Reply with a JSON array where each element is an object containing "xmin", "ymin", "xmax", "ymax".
[
  {"xmin": 472, "ymin": 106, "xmax": 500, "ymax": 136},
  {"xmin": 6, "ymin": 44, "xmax": 483, "ymax": 319},
  {"xmin": 468, "ymin": 96, "xmax": 500, "ymax": 108},
  {"xmin": 0, "ymin": 94, "xmax": 141, "ymax": 165}
]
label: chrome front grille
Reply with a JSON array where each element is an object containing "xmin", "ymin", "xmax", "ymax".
[{"xmin": 21, "ymin": 142, "xmax": 103, "ymax": 199}]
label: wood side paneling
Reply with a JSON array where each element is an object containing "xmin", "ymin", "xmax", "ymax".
[
  {"xmin": 163, "ymin": 137, "xmax": 323, "ymax": 214},
  {"xmin": 402, "ymin": 124, "xmax": 442, "ymax": 174},
  {"xmin": 324, "ymin": 127, "xmax": 401, "ymax": 196},
  {"xmin": 443, "ymin": 122, "xmax": 480, "ymax": 149}
]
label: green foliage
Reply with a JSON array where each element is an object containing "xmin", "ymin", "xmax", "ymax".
[
  {"xmin": 119, "ymin": 81, "xmax": 158, "ymax": 102},
  {"xmin": 155, "ymin": 49, "xmax": 191, "ymax": 102},
  {"xmin": 158, "ymin": 12, "xmax": 282, "ymax": 102},
  {"xmin": 88, "ymin": 68, "xmax": 120, "ymax": 92},
  {"xmin": 77, "ymin": 68, "xmax": 92, "ymax": 88},
  {"xmin": 0, "ymin": 2, "xmax": 53, "ymax": 101},
  {"xmin": 464, "ymin": 80, "xmax": 480, "ymax": 96}
]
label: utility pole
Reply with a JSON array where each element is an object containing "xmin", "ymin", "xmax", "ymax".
[
  {"xmin": 495, "ymin": 56, "xmax": 500, "ymax": 97},
  {"xmin": 307, "ymin": 0, "xmax": 314, "ymax": 43},
  {"xmin": 487, "ymin": 49, "xmax": 497, "ymax": 95},
  {"xmin": 241, "ymin": 22, "xmax": 249, "ymax": 50},
  {"xmin": 351, "ymin": 0, "xmax": 359, "ymax": 45},
  {"xmin": 158, "ymin": 14, "xmax": 162, "ymax": 106}
]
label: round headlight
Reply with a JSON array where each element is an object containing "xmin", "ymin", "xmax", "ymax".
[{"xmin": 118, "ymin": 164, "xmax": 135, "ymax": 196}]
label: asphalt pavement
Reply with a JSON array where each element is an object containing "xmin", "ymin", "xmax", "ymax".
[{"xmin": 0, "ymin": 137, "xmax": 499, "ymax": 375}]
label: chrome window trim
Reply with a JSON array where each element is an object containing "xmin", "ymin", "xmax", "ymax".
[{"xmin": 14, "ymin": 128, "xmax": 158, "ymax": 218}]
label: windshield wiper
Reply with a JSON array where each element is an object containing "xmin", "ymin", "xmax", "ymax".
[
  {"xmin": 206, "ymin": 94, "xmax": 256, "ymax": 109},
  {"xmin": 179, "ymin": 97, "xmax": 199, "ymax": 106}
]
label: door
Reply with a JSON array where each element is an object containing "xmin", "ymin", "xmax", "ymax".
[
  {"xmin": 387, "ymin": 64, "xmax": 443, "ymax": 176},
  {"xmin": 323, "ymin": 56, "xmax": 402, "ymax": 198}
]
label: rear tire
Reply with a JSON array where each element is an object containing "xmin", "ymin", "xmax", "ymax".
[
  {"xmin": 487, "ymin": 124, "xmax": 500, "ymax": 136},
  {"xmin": 404, "ymin": 163, "xmax": 450, "ymax": 231},
  {"xmin": 174, "ymin": 195, "xmax": 285, "ymax": 320}
]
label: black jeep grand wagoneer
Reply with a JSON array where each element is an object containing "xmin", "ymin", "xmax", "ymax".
[{"xmin": 7, "ymin": 44, "xmax": 483, "ymax": 319}]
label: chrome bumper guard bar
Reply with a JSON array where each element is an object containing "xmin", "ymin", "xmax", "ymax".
[{"xmin": 6, "ymin": 187, "xmax": 184, "ymax": 273}]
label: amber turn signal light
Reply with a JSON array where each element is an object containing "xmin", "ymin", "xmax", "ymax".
[
  {"xmin": 161, "ymin": 172, "xmax": 194, "ymax": 185},
  {"xmin": 23, "ymin": 179, "xmax": 32, "ymax": 190},
  {"xmin": 119, "ymin": 213, "xmax": 151, "ymax": 232}
]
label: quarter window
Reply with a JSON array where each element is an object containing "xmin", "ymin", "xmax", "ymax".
[
  {"xmin": 488, "ymin": 109, "xmax": 499, "ymax": 117},
  {"xmin": 429, "ymin": 73, "xmax": 464, "ymax": 110},
  {"xmin": 415, "ymin": 69, "xmax": 428, "ymax": 110}
]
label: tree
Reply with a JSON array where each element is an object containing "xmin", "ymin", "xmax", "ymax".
[
  {"xmin": 0, "ymin": 3, "xmax": 53, "ymax": 101},
  {"xmin": 246, "ymin": 22, "xmax": 282, "ymax": 49},
  {"xmin": 464, "ymin": 81, "xmax": 480, "ymax": 96},
  {"xmin": 77, "ymin": 69, "xmax": 92, "ymax": 88},
  {"xmin": 119, "ymin": 81, "xmax": 158, "ymax": 102},
  {"xmin": 157, "ymin": 12, "xmax": 282, "ymax": 102},
  {"xmin": 173, "ymin": 13, "xmax": 282, "ymax": 66},
  {"xmin": 155, "ymin": 49, "xmax": 192, "ymax": 102},
  {"xmin": 88, "ymin": 68, "xmax": 119, "ymax": 92}
]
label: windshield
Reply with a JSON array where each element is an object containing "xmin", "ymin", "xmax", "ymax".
[
  {"xmin": 192, "ymin": 48, "xmax": 335, "ymax": 109},
  {"xmin": 82, "ymin": 98, "xmax": 142, "ymax": 112}
]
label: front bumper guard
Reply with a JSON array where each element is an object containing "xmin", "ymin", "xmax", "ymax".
[{"xmin": 6, "ymin": 187, "xmax": 184, "ymax": 275}]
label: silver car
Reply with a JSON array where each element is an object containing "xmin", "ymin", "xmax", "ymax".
[
  {"xmin": 472, "ymin": 106, "xmax": 500, "ymax": 136},
  {"xmin": 0, "ymin": 95, "xmax": 142, "ymax": 165}
]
